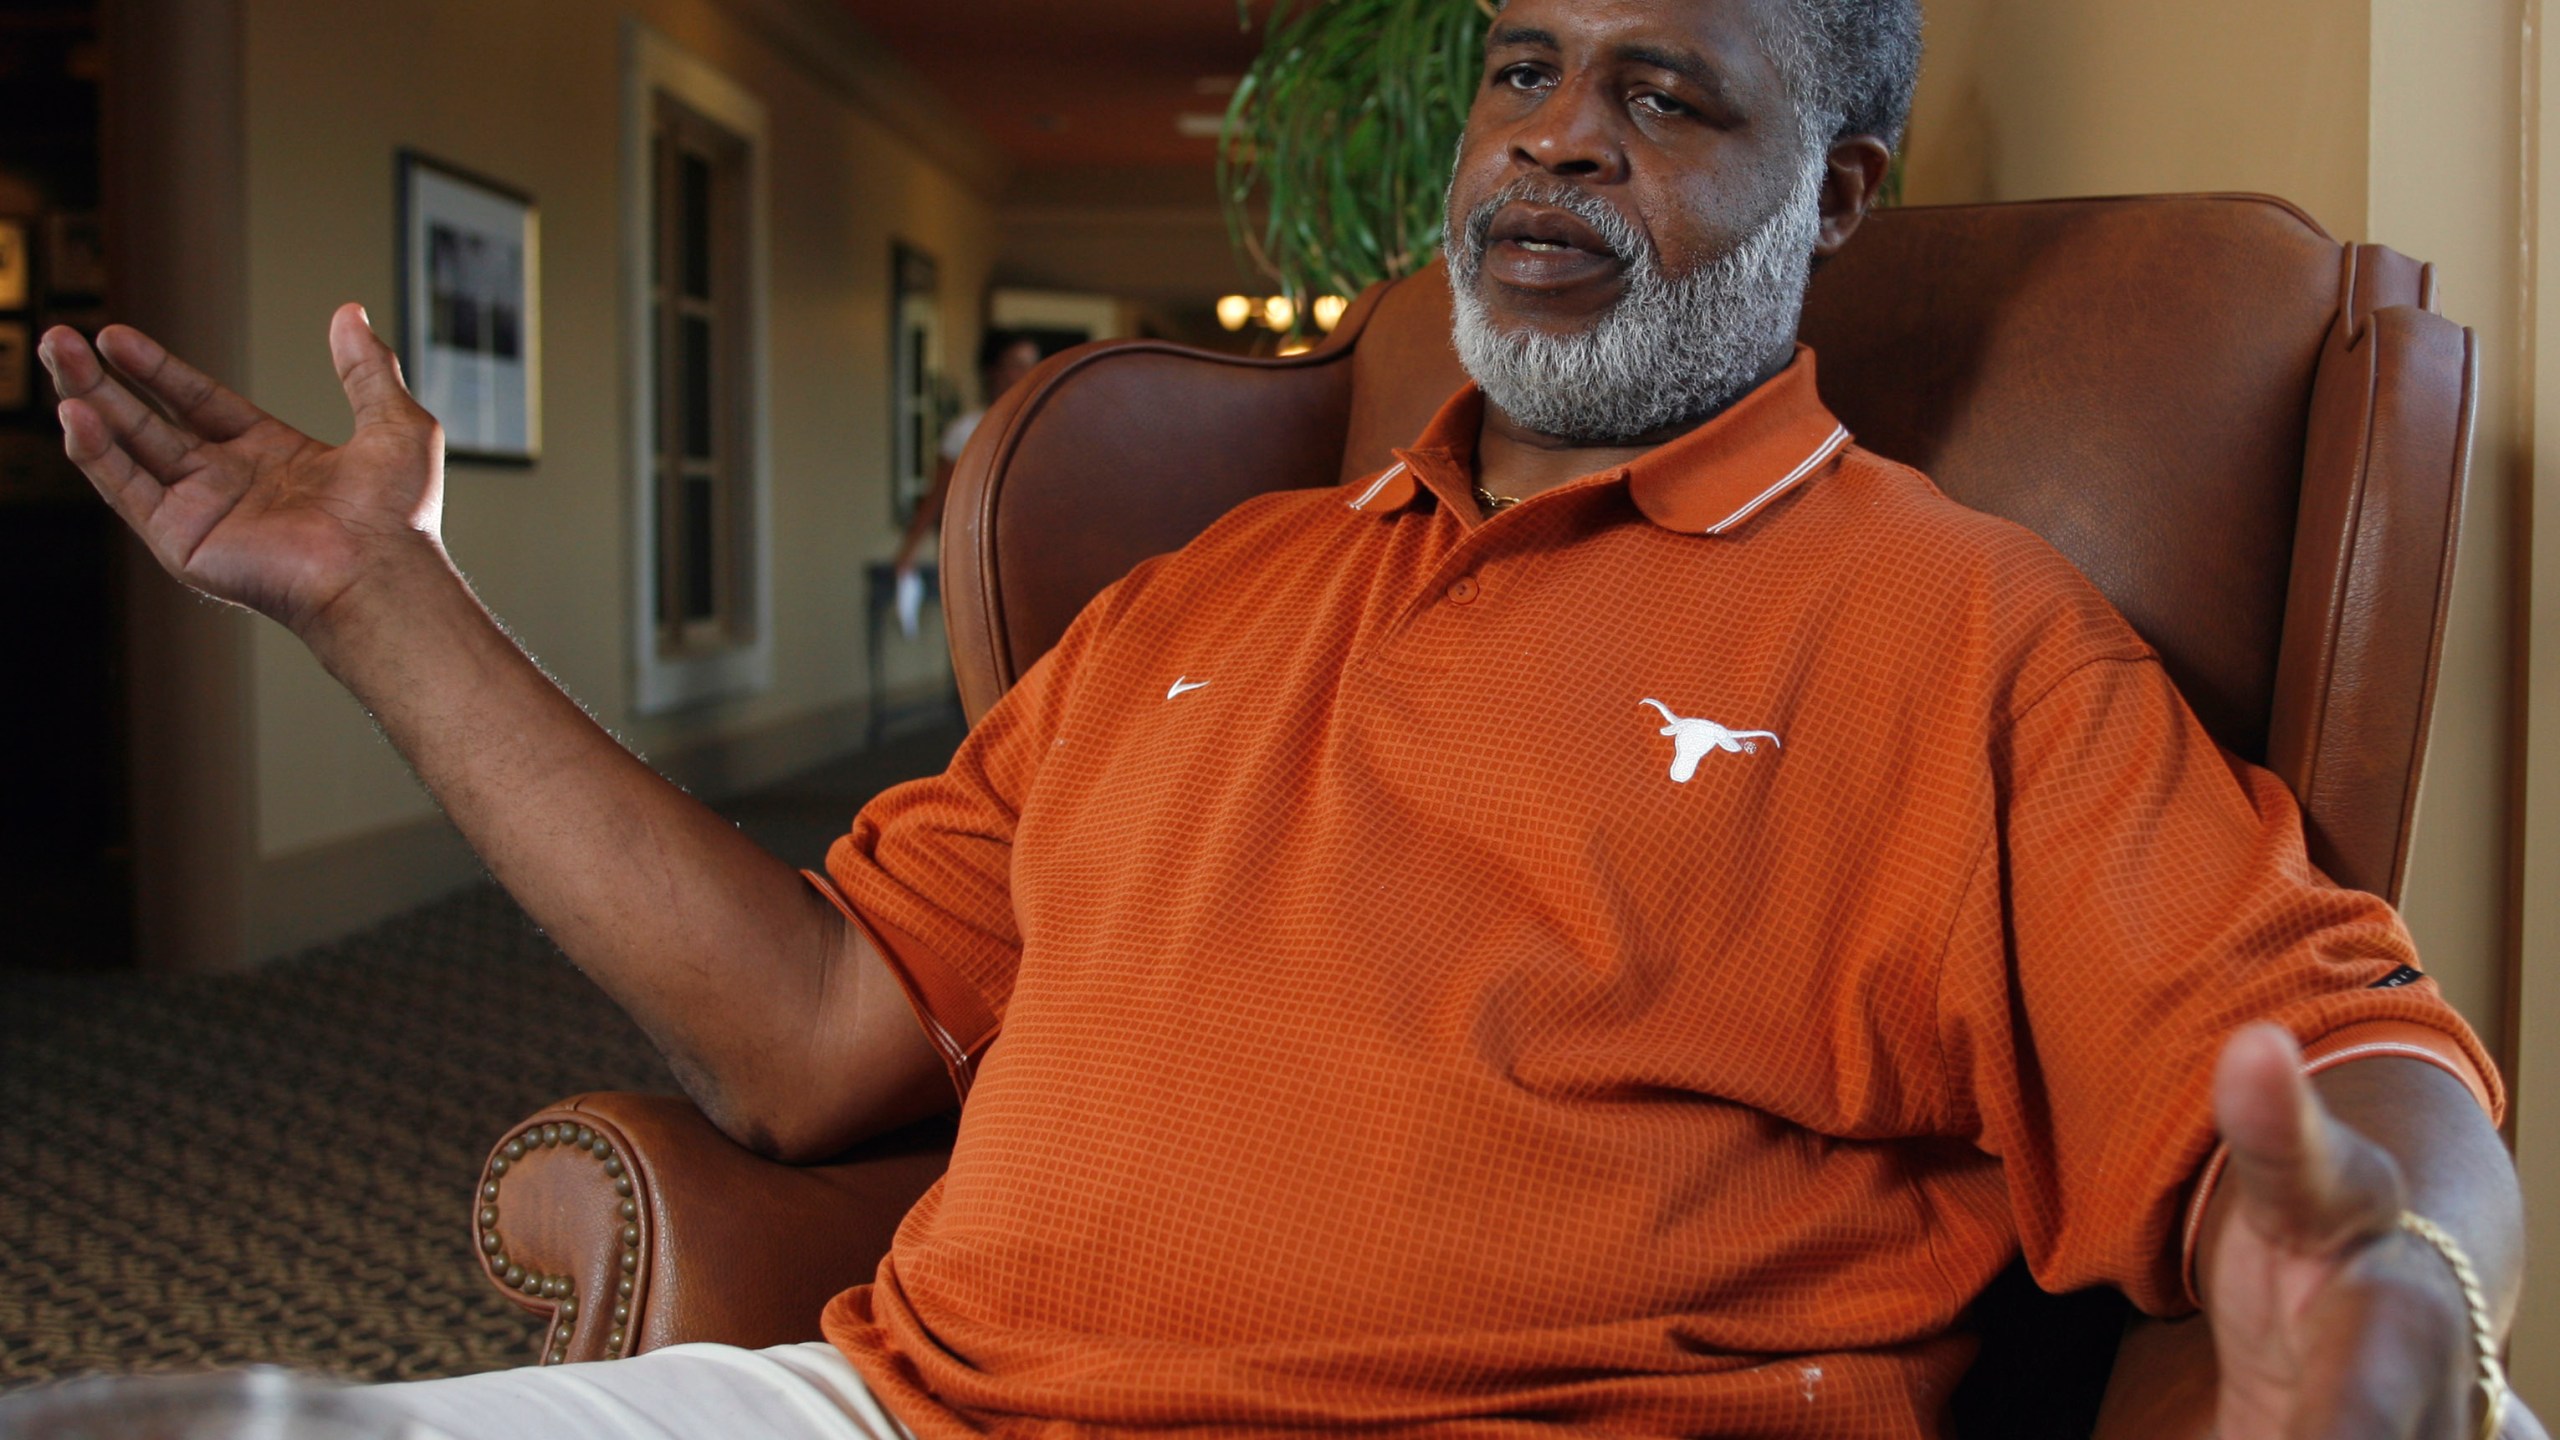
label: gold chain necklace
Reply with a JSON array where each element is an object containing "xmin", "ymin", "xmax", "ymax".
[{"xmin": 1473, "ymin": 484, "xmax": 1521, "ymax": 515}]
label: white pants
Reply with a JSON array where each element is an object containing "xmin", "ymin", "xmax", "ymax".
[{"xmin": 375, "ymin": 1342, "xmax": 917, "ymax": 1440}]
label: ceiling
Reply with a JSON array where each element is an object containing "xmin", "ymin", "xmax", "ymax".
[{"xmin": 833, "ymin": 0, "xmax": 1268, "ymax": 172}]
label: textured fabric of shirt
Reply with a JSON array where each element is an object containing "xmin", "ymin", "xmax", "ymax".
[{"xmin": 812, "ymin": 352, "xmax": 2499, "ymax": 1439}]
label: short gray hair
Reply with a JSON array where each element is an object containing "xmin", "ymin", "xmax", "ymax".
[
  {"xmin": 1485, "ymin": 0, "xmax": 1925, "ymax": 152},
  {"xmin": 1761, "ymin": 0, "xmax": 1925, "ymax": 151}
]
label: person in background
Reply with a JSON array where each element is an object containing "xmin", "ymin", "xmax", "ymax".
[{"xmin": 888, "ymin": 330, "xmax": 1045, "ymax": 635}]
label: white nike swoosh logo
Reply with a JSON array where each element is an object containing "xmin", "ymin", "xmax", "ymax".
[{"xmin": 1166, "ymin": 677, "xmax": 1210, "ymax": 700}]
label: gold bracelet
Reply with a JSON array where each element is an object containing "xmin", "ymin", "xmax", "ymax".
[{"xmin": 2398, "ymin": 1211, "xmax": 2510, "ymax": 1440}]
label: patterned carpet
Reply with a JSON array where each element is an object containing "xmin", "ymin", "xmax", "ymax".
[{"xmin": 0, "ymin": 722, "xmax": 964, "ymax": 1392}]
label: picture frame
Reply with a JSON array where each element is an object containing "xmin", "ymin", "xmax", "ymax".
[
  {"xmin": 397, "ymin": 151, "xmax": 541, "ymax": 465},
  {"xmin": 0, "ymin": 220, "xmax": 28, "ymax": 311}
]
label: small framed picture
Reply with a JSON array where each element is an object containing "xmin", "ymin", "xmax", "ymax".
[
  {"xmin": 397, "ymin": 151, "xmax": 540, "ymax": 465},
  {"xmin": 0, "ymin": 220, "xmax": 29, "ymax": 311},
  {"xmin": 0, "ymin": 322, "xmax": 33, "ymax": 411}
]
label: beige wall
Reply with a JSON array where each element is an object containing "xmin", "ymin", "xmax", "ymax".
[
  {"xmin": 217, "ymin": 0, "xmax": 995, "ymax": 951},
  {"xmin": 1905, "ymin": 0, "xmax": 2552, "ymax": 1402},
  {"xmin": 2369, "ymin": 0, "xmax": 2547, "ymax": 1390},
  {"xmin": 2366, "ymin": 0, "xmax": 2526, "ymax": 1086},
  {"xmin": 1904, "ymin": 0, "xmax": 2371, "ymax": 237},
  {"xmin": 2516, "ymin": 0, "xmax": 2560, "ymax": 1398}
]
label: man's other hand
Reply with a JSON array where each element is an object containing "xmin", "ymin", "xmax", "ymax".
[
  {"xmin": 2204, "ymin": 1023, "xmax": 2543, "ymax": 1439},
  {"xmin": 40, "ymin": 305, "xmax": 447, "ymax": 640}
]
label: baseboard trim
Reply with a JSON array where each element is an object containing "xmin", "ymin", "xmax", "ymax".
[
  {"xmin": 245, "ymin": 697, "xmax": 903, "ymax": 964},
  {"xmin": 645, "ymin": 697, "xmax": 870, "ymax": 802},
  {"xmin": 246, "ymin": 811, "xmax": 485, "ymax": 965}
]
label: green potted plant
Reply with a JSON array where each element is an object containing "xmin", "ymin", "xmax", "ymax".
[{"xmin": 1219, "ymin": 0, "xmax": 1498, "ymax": 325}]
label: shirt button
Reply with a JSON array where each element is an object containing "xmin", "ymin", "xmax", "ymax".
[{"xmin": 1446, "ymin": 576, "xmax": 1480, "ymax": 605}]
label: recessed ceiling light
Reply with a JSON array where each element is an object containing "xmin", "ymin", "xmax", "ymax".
[
  {"xmin": 1175, "ymin": 112, "xmax": 1228, "ymax": 139},
  {"xmin": 1195, "ymin": 75, "xmax": 1241, "ymax": 95}
]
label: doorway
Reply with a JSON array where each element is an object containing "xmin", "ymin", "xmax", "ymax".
[{"xmin": 0, "ymin": 1, "xmax": 130, "ymax": 969}]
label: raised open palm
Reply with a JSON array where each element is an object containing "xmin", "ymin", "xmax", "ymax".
[{"xmin": 40, "ymin": 304, "xmax": 446, "ymax": 636}]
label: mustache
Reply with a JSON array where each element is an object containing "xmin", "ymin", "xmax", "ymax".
[{"xmin": 1456, "ymin": 178, "xmax": 1654, "ymax": 272}]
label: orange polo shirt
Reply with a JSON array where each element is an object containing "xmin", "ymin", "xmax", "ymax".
[{"xmin": 813, "ymin": 351, "xmax": 2498, "ymax": 1439}]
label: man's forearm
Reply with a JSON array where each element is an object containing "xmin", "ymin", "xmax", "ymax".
[
  {"xmin": 301, "ymin": 543, "xmax": 941, "ymax": 1156},
  {"xmin": 2200, "ymin": 1055, "xmax": 2525, "ymax": 1328},
  {"xmin": 2307, "ymin": 1057, "xmax": 2525, "ymax": 1329}
]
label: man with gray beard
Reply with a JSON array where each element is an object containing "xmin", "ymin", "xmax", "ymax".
[{"xmin": 34, "ymin": 0, "xmax": 2538, "ymax": 1435}]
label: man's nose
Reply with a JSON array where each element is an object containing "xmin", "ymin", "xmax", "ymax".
[{"xmin": 1507, "ymin": 74, "xmax": 1629, "ymax": 183}]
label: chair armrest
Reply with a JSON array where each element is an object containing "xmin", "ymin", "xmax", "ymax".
[
  {"xmin": 474, "ymin": 1093, "xmax": 954, "ymax": 1365},
  {"xmin": 2091, "ymin": 1315, "xmax": 2216, "ymax": 1440}
]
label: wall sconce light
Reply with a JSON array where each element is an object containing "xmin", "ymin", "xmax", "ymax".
[{"xmin": 1215, "ymin": 293, "xmax": 1352, "ymax": 338}]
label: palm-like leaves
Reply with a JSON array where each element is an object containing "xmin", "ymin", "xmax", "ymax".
[{"xmin": 1220, "ymin": 0, "xmax": 1497, "ymax": 316}]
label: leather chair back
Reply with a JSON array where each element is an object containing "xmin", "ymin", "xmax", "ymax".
[{"xmin": 943, "ymin": 194, "xmax": 2475, "ymax": 908}]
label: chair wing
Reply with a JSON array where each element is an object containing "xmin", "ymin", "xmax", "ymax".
[
  {"xmin": 2266, "ymin": 302, "xmax": 2475, "ymax": 902},
  {"xmin": 1800, "ymin": 194, "xmax": 2472, "ymax": 903},
  {"xmin": 941, "ymin": 310, "xmax": 1372, "ymax": 718}
]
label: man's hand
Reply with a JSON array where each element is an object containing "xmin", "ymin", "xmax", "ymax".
[
  {"xmin": 41, "ymin": 304, "xmax": 445, "ymax": 639},
  {"xmin": 2201, "ymin": 1024, "xmax": 2542, "ymax": 1439}
]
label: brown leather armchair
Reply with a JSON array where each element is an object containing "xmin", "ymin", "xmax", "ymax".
[{"xmin": 474, "ymin": 194, "xmax": 2476, "ymax": 1439}]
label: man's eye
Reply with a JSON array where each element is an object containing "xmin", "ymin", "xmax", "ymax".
[
  {"xmin": 1632, "ymin": 91, "xmax": 1691, "ymax": 118},
  {"xmin": 1494, "ymin": 64, "xmax": 1549, "ymax": 94}
]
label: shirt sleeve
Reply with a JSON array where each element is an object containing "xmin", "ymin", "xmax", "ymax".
[
  {"xmin": 809, "ymin": 566, "xmax": 1137, "ymax": 1101},
  {"xmin": 1932, "ymin": 654, "xmax": 2502, "ymax": 1315}
]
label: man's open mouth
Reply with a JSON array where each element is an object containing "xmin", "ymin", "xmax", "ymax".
[{"xmin": 1486, "ymin": 202, "xmax": 1620, "ymax": 261}]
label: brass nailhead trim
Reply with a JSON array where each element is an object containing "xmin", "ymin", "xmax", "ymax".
[{"xmin": 480, "ymin": 1118, "xmax": 642, "ymax": 1366}]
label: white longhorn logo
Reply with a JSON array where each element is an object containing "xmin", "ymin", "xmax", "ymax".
[{"xmin": 1640, "ymin": 699, "xmax": 1781, "ymax": 783}]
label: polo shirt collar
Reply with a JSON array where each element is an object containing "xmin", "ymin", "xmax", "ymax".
[{"xmin": 1342, "ymin": 346, "xmax": 1850, "ymax": 537}]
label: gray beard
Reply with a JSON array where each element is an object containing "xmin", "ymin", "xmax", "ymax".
[{"xmin": 1445, "ymin": 160, "xmax": 1826, "ymax": 445}]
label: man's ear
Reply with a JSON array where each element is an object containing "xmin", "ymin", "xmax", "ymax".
[{"xmin": 1813, "ymin": 136, "xmax": 1895, "ymax": 257}]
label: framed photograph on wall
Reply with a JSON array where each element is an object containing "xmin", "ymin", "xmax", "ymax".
[
  {"xmin": 397, "ymin": 151, "xmax": 541, "ymax": 465},
  {"xmin": 0, "ymin": 220, "xmax": 28, "ymax": 311}
]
